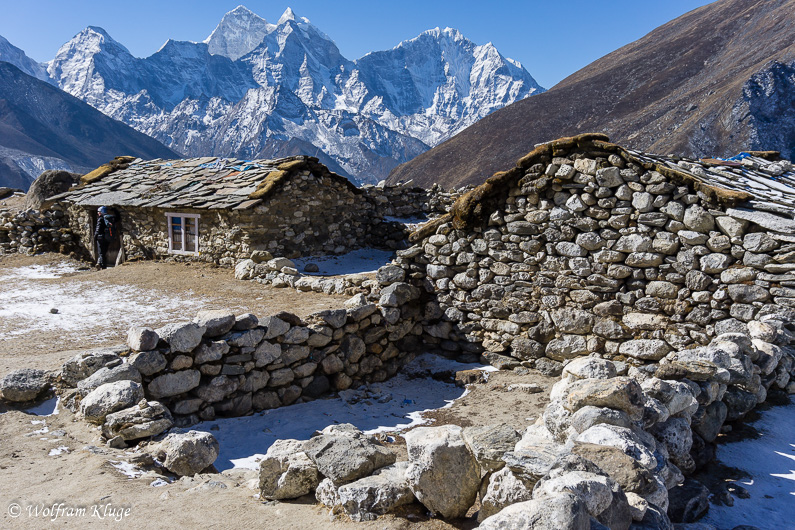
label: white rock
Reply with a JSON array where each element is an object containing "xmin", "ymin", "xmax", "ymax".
[
  {"xmin": 79, "ymin": 380, "xmax": 144, "ymax": 424},
  {"xmin": 157, "ymin": 431, "xmax": 219, "ymax": 476},
  {"xmin": 337, "ymin": 462, "xmax": 415, "ymax": 521},
  {"xmin": 404, "ymin": 425, "xmax": 480, "ymax": 519},
  {"xmin": 259, "ymin": 439, "xmax": 320, "ymax": 500},
  {"xmin": 533, "ymin": 470, "xmax": 614, "ymax": 517},
  {"xmin": 478, "ymin": 467, "xmax": 533, "ymax": 521},
  {"xmin": 478, "ymin": 493, "xmax": 590, "ymax": 530},
  {"xmin": 575, "ymin": 424, "xmax": 657, "ymax": 471}
]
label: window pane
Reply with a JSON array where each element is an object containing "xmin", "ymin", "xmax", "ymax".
[
  {"xmin": 171, "ymin": 217, "xmax": 182, "ymax": 249},
  {"xmin": 185, "ymin": 218, "xmax": 196, "ymax": 252}
]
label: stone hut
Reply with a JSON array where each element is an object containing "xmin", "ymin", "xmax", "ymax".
[
  {"xmin": 399, "ymin": 133, "xmax": 795, "ymax": 372},
  {"xmin": 49, "ymin": 155, "xmax": 386, "ymax": 265}
]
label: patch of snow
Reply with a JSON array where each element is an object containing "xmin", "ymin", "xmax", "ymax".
[
  {"xmin": 0, "ymin": 263, "xmax": 81, "ymax": 280},
  {"xmin": 384, "ymin": 215, "xmax": 428, "ymax": 226},
  {"xmin": 0, "ymin": 265, "xmax": 207, "ymax": 342},
  {"xmin": 24, "ymin": 397, "xmax": 60, "ymax": 416},
  {"xmin": 293, "ymin": 248, "xmax": 394, "ymax": 276},
  {"xmin": 150, "ymin": 478, "xmax": 171, "ymax": 487},
  {"xmin": 702, "ymin": 398, "xmax": 795, "ymax": 528},
  {"xmin": 27, "ymin": 426, "xmax": 49, "ymax": 436},
  {"xmin": 48, "ymin": 446, "xmax": 70, "ymax": 456},
  {"xmin": 109, "ymin": 461, "xmax": 143, "ymax": 479},
  {"xmin": 189, "ymin": 354, "xmax": 490, "ymax": 471}
]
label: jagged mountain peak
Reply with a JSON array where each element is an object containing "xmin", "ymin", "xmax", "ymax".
[
  {"xmin": 44, "ymin": 11, "xmax": 543, "ymax": 185},
  {"xmin": 0, "ymin": 34, "xmax": 50, "ymax": 82},
  {"xmin": 278, "ymin": 7, "xmax": 297, "ymax": 24},
  {"xmin": 56, "ymin": 26, "xmax": 132, "ymax": 58},
  {"xmin": 205, "ymin": 4, "xmax": 274, "ymax": 60}
]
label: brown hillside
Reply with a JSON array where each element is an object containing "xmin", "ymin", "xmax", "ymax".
[{"xmin": 388, "ymin": 0, "xmax": 795, "ymax": 189}]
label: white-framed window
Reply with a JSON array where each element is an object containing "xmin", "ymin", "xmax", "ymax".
[{"xmin": 166, "ymin": 213, "xmax": 200, "ymax": 255}]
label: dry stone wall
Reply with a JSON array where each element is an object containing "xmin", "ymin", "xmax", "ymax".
[
  {"xmin": 0, "ymin": 203, "xmax": 76, "ymax": 255},
  {"xmin": 65, "ymin": 279, "xmax": 426, "ymax": 428},
  {"xmin": 247, "ymin": 318, "xmax": 795, "ymax": 527},
  {"xmin": 397, "ymin": 148, "xmax": 795, "ymax": 377},
  {"xmin": 360, "ymin": 183, "xmax": 462, "ymax": 219}
]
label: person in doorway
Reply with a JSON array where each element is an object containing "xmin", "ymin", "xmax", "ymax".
[{"xmin": 94, "ymin": 206, "xmax": 117, "ymax": 269}]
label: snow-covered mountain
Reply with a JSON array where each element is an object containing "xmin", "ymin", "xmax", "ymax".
[
  {"xmin": 44, "ymin": 6, "xmax": 544, "ymax": 184},
  {"xmin": 0, "ymin": 35, "xmax": 50, "ymax": 82}
]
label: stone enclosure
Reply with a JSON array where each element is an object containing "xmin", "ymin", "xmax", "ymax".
[{"xmin": 2, "ymin": 133, "xmax": 795, "ymax": 528}]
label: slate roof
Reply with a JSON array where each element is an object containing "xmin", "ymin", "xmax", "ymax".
[
  {"xmin": 49, "ymin": 155, "xmax": 317, "ymax": 210},
  {"xmin": 627, "ymin": 150, "xmax": 795, "ymax": 217}
]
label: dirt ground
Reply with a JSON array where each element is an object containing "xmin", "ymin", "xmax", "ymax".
[
  {"xmin": 0, "ymin": 253, "xmax": 554, "ymax": 529},
  {"xmin": 0, "ymin": 253, "xmax": 349, "ymax": 374}
]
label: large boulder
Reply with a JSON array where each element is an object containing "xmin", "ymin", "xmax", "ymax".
[
  {"xmin": 80, "ymin": 380, "xmax": 144, "ymax": 424},
  {"xmin": 259, "ymin": 439, "xmax": 320, "ymax": 500},
  {"xmin": 155, "ymin": 322, "xmax": 205, "ymax": 353},
  {"xmin": 572, "ymin": 443, "xmax": 656, "ymax": 495},
  {"xmin": 148, "ymin": 370, "xmax": 201, "ymax": 398},
  {"xmin": 0, "ymin": 368, "xmax": 50, "ymax": 402},
  {"xmin": 126, "ymin": 327, "xmax": 159, "ymax": 351},
  {"xmin": 478, "ymin": 493, "xmax": 590, "ymax": 530},
  {"xmin": 102, "ymin": 400, "xmax": 173, "ymax": 441},
  {"xmin": 77, "ymin": 363, "xmax": 141, "ymax": 395},
  {"xmin": 575, "ymin": 424, "xmax": 657, "ymax": 471},
  {"xmin": 404, "ymin": 425, "xmax": 480, "ymax": 519},
  {"xmin": 533, "ymin": 470, "xmax": 615, "ymax": 518},
  {"xmin": 24, "ymin": 169, "xmax": 81, "ymax": 210},
  {"xmin": 154, "ymin": 431, "xmax": 219, "ymax": 476},
  {"xmin": 563, "ymin": 377, "xmax": 645, "ymax": 419},
  {"xmin": 337, "ymin": 462, "xmax": 415, "ymax": 521},
  {"xmin": 303, "ymin": 425, "xmax": 395, "ymax": 484}
]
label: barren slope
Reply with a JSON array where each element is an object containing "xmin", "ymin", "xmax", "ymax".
[{"xmin": 388, "ymin": 0, "xmax": 795, "ymax": 188}]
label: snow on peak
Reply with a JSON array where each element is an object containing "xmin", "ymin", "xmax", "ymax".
[
  {"xmin": 205, "ymin": 5, "xmax": 274, "ymax": 60},
  {"xmin": 0, "ymin": 34, "xmax": 51, "ymax": 82},
  {"xmin": 42, "ymin": 14, "xmax": 544, "ymax": 185},
  {"xmin": 278, "ymin": 7, "xmax": 297, "ymax": 24},
  {"xmin": 229, "ymin": 5, "xmax": 256, "ymax": 16}
]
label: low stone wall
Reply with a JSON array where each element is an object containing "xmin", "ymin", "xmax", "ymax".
[
  {"xmin": 0, "ymin": 204, "xmax": 75, "ymax": 255},
  {"xmin": 65, "ymin": 280, "xmax": 426, "ymax": 429},
  {"xmin": 249, "ymin": 319, "xmax": 795, "ymax": 527}
]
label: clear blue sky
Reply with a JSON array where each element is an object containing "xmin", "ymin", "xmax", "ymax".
[{"xmin": 0, "ymin": 0, "xmax": 714, "ymax": 88}]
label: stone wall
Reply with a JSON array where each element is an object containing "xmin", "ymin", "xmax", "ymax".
[
  {"xmin": 66, "ymin": 279, "xmax": 426, "ymax": 428},
  {"xmin": 0, "ymin": 203, "xmax": 75, "ymax": 255},
  {"xmin": 245, "ymin": 321, "xmax": 794, "ymax": 527},
  {"xmin": 360, "ymin": 183, "xmax": 462, "ymax": 219},
  {"xmin": 395, "ymin": 148, "xmax": 795, "ymax": 376}
]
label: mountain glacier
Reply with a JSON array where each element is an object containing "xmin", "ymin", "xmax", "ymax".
[{"xmin": 41, "ymin": 6, "xmax": 543, "ymax": 184}]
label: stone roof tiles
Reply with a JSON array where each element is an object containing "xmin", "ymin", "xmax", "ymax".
[{"xmin": 49, "ymin": 155, "xmax": 321, "ymax": 210}]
